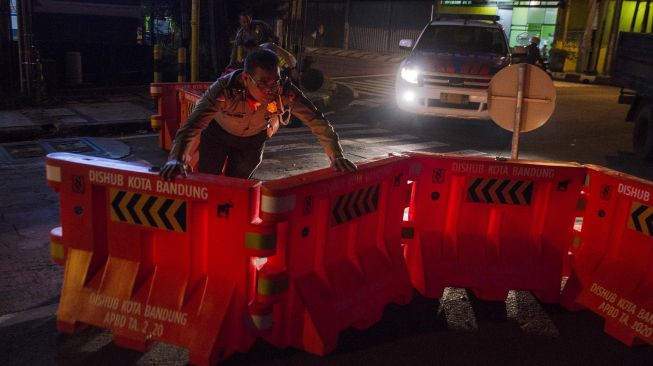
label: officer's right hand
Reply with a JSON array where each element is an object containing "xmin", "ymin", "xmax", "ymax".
[{"xmin": 159, "ymin": 159, "xmax": 188, "ymax": 181}]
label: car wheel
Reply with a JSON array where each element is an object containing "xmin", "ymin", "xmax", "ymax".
[{"xmin": 633, "ymin": 105, "xmax": 653, "ymax": 160}]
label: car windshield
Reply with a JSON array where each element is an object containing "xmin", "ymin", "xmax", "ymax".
[{"xmin": 415, "ymin": 25, "xmax": 507, "ymax": 55}]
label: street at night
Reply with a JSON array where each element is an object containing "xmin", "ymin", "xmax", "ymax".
[{"xmin": 2, "ymin": 1, "xmax": 653, "ymax": 365}]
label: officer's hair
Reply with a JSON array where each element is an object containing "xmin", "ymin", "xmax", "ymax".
[{"xmin": 244, "ymin": 49, "xmax": 279, "ymax": 74}]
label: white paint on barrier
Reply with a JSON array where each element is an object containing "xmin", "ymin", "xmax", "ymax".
[
  {"xmin": 46, "ymin": 165, "xmax": 61, "ymax": 182},
  {"xmin": 261, "ymin": 194, "xmax": 296, "ymax": 214}
]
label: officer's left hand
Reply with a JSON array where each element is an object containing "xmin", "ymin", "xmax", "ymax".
[{"xmin": 331, "ymin": 157, "xmax": 357, "ymax": 172}]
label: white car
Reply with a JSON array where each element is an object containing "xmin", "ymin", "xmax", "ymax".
[{"xmin": 396, "ymin": 15, "xmax": 511, "ymax": 119}]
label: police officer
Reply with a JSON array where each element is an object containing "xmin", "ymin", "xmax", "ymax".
[
  {"xmin": 228, "ymin": 12, "xmax": 278, "ymax": 69},
  {"xmin": 526, "ymin": 36, "xmax": 545, "ymax": 69},
  {"xmin": 160, "ymin": 49, "xmax": 357, "ymax": 180}
]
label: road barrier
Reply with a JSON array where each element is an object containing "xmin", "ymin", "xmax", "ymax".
[
  {"xmin": 402, "ymin": 152, "xmax": 586, "ymax": 303},
  {"xmin": 561, "ymin": 165, "xmax": 653, "ymax": 346},
  {"xmin": 47, "ymin": 152, "xmax": 653, "ymax": 364},
  {"xmin": 150, "ymin": 82, "xmax": 211, "ymax": 151},
  {"xmin": 46, "ymin": 152, "xmax": 273, "ymax": 365},
  {"xmin": 257, "ymin": 154, "xmax": 414, "ymax": 355}
]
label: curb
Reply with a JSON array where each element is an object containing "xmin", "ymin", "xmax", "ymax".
[
  {"xmin": 0, "ymin": 119, "xmax": 151, "ymax": 143},
  {"xmin": 549, "ymin": 72, "xmax": 613, "ymax": 86}
]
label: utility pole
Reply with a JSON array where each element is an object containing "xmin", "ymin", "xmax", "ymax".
[
  {"xmin": 576, "ymin": 0, "xmax": 597, "ymax": 73},
  {"xmin": 0, "ymin": 0, "xmax": 12, "ymax": 93},
  {"xmin": 190, "ymin": 0, "xmax": 199, "ymax": 81},
  {"xmin": 16, "ymin": 0, "xmax": 34, "ymax": 96},
  {"xmin": 604, "ymin": 0, "xmax": 623, "ymax": 75}
]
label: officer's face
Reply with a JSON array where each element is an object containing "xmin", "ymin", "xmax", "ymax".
[{"xmin": 245, "ymin": 67, "xmax": 281, "ymax": 104}]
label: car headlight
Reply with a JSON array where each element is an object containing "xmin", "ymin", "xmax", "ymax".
[{"xmin": 400, "ymin": 67, "xmax": 419, "ymax": 84}]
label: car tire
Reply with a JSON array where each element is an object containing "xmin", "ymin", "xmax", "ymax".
[{"xmin": 633, "ymin": 105, "xmax": 653, "ymax": 160}]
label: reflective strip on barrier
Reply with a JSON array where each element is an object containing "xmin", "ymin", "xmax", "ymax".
[
  {"xmin": 248, "ymin": 302, "xmax": 273, "ymax": 331},
  {"xmin": 150, "ymin": 85, "xmax": 162, "ymax": 96},
  {"xmin": 260, "ymin": 194, "xmax": 296, "ymax": 215},
  {"xmin": 628, "ymin": 202, "xmax": 653, "ymax": 236},
  {"xmin": 466, "ymin": 178, "xmax": 533, "ymax": 205},
  {"xmin": 256, "ymin": 270, "xmax": 289, "ymax": 304},
  {"xmin": 245, "ymin": 232, "xmax": 276, "ymax": 251},
  {"xmin": 46, "ymin": 165, "xmax": 61, "ymax": 182},
  {"xmin": 561, "ymin": 165, "xmax": 653, "ymax": 346},
  {"xmin": 150, "ymin": 114, "xmax": 162, "ymax": 130},
  {"xmin": 403, "ymin": 152, "xmax": 585, "ymax": 303},
  {"xmin": 331, "ymin": 184, "xmax": 379, "ymax": 225},
  {"xmin": 109, "ymin": 189, "xmax": 187, "ymax": 232},
  {"xmin": 50, "ymin": 226, "xmax": 65, "ymax": 265}
]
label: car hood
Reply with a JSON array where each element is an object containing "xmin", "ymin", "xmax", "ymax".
[{"xmin": 405, "ymin": 51, "xmax": 509, "ymax": 76}]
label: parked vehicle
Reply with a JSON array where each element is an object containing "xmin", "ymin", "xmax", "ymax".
[
  {"xmin": 614, "ymin": 32, "xmax": 653, "ymax": 160},
  {"xmin": 395, "ymin": 14, "xmax": 511, "ymax": 120}
]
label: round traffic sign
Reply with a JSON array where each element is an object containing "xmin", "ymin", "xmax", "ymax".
[{"xmin": 487, "ymin": 64, "xmax": 556, "ymax": 132}]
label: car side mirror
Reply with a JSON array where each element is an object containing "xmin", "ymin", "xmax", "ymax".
[{"xmin": 399, "ymin": 39, "xmax": 413, "ymax": 50}]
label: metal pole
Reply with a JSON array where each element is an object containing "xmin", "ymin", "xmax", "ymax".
[
  {"xmin": 190, "ymin": 0, "xmax": 199, "ymax": 82},
  {"xmin": 631, "ymin": 0, "xmax": 642, "ymax": 32},
  {"xmin": 577, "ymin": 0, "xmax": 598, "ymax": 73},
  {"xmin": 343, "ymin": 0, "xmax": 350, "ymax": 50},
  {"xmin": 604, "ymin": 0, "xmax": 623, "ymax": 75},
  {"xmin": 562, "ymin": 0, "xmax": 571, "ymax": 42},
  {"xmin": 511, "ymin": 63, "xmax": 526, "ymax": 160}
]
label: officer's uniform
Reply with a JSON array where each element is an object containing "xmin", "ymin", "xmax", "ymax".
[{"xmin": 169, "ymin": 70, "xmax": 345, "ymax": 179}]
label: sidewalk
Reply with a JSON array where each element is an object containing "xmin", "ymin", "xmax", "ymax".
[{"xmin": 0, "ymin": 79, "xmax": 352, "ymax": 143}]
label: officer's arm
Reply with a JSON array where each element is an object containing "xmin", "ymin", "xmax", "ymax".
[
  {"xmin": 168, "ymin": 80, "xmax": 224, "ymax": 165},
  {"xmin": 289, "ymin": 85, "xmax": 357, "ymax": 172}
]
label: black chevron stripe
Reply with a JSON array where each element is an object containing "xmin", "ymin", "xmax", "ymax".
[
  {"xmin": 631, "ymin": 205, "xmax": 647, "ymax": 232},
  {"xmin": 371, "ymin": 184, "xmax": 379, "ymax": 210},
  {"xmin": 142, "ymin": 196, "xmax": 158, "ymax": 227},
  {"xmin": 111, "ymin": 191, "xmax": 126, "ymax": 222},
  {"xmin": 158, "ymin": 198, "xmax": 174, "ymax": 230},
  {"xmin": 509, "ymin": 181, "xmax": 523, "ymax": 204},
  {"xmin": 468, "ymin": 178, "xmax": 482, "ymax": 202},
  {"xmin": 343, "ymin": 192, "xmax": 354, "ymax": 221},
  {"xmin": 482, "ymin": 179, "xmax": 497, "ymax": 203},
  {"xmin": 175, "ymin": 201, "xmax": 187, "ymax": 232},
  {"xmin": 363, "ymin": 186, "xmax": 372, "ymax": 212},
  {"xmin": 496, "ymin": 179, "xmax": 510, "ymax": 204},
  {"xmin": 353, "ymin": 188, "xmax": 364, "ymax": 217},
  {"xmin": 645, "ymin": 211, "xmax": 653, "ymax": 235},
  {"xmin": 333, "ymin": 195, "xmax": 344, "ymax": 224},
  {"xmin": 522, "ymin": 181, "xmax": 533, "ymax": 205},
  {"xmin": 127, "ymin": 193, "xmax": 142, "ymax": 225}
]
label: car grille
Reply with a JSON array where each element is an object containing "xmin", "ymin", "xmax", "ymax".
[
  {"xmin": 422, "ymin": 75, "xmax": 491, "ymax": 89},
  {"xmin": 419, "ymin": 98, "xmax": 485, "ymax": 110}
]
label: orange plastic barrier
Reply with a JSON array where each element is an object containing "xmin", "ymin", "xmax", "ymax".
[
  {"xmin": 402, "ymin": 152, "xmax": 586, "ymax": 302},
  {"xmin": 46, "ymin": 152, "xmax": 274, "ymax": 365},
  {"xmin": 150, "ymin": 82, "xmax": 211, "ymax": 151},
  {"xmin": 561, "ymin": 165, "xmax": 653, "ymax": 346},
  {"xmin": 256, "ymin": 155, "xmax": 414, "ymax": 355}
]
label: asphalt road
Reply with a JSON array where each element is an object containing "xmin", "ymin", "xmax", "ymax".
[{"xmin": 1, "ymin": 54, "xmax": 653, "ymax": 366}]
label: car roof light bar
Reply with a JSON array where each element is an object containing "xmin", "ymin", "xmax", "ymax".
[{"xmin": 433, "ymin": 13, "xmax": 501, "ymax": 24}]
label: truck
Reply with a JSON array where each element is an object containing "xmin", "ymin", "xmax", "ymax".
[{"xmin": 614, "ymin": 32, "xmax": 653, "ymax": 160}]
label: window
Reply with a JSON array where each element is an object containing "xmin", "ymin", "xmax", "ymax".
[{"xmin": 415, "ymin": 25, "xmax": 508, "ymax": 55}]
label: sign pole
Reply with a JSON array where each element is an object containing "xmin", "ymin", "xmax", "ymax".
[{"xmin": 511, "ymin": 63, "xmax": 526, "ymax": 159}]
